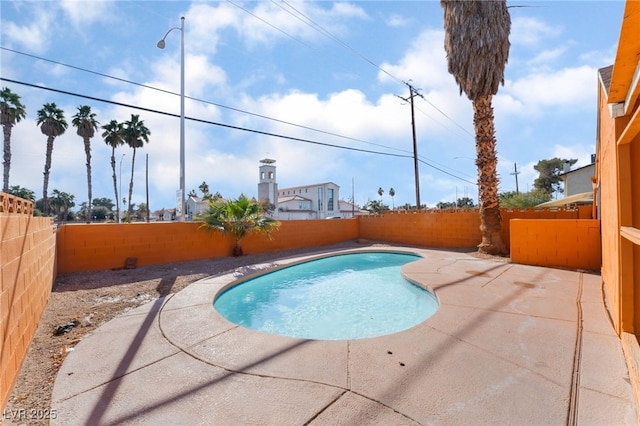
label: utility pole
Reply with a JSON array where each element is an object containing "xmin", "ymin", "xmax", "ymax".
[
  {"xmin": 510, "ymin": 162, "xmax": 520, "ymax": 194},
  {"xmin": 397, "ymin": 81, "xmax": 424, "ymax": 210},
  {"xmin": 146, "ymin": 153, "xmax": 150, "ymax": 222}
]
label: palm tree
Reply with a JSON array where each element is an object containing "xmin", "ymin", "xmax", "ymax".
[
  {"xmin": 1, "ymin": 87, "xmax": 27, "ymax": 192},
  {"xmin": 389, "ymin": 187, "xmax": 396, "ymax": 210},
  {"xmin": 199, "ymin": 181, "xmax": 211, "ymax": 199},
  {"xmin": 72, "ymin": 105, "xmax": 99, "ymax": 222},
  {"xmin": 377, "ymin": 187, "xmax": 384, "ymax": 202},
  {"xmin": 101, "ymin": 120, "xmax": 125, "ymax": 222},
  {"xmin": 200, "ymin": 194, "xmax": 280, "ymax": 256},
  {"xmin": 441, "ymin": 0, "xmax": 510, "ymax": 255},
  {"xmin": 7, "ymin": 185, "xmax": 35, "ymax": 202},
  {"xmin": 36, "ymin": 103, "xmax": 68, "ymax": 215},
  {"xmin": 50, "ymin": 189, "xmax": 75, "ymax": 222},
  {"xmin": 122, "ymin": 114, "xmax": 150, "ymax": 222}
]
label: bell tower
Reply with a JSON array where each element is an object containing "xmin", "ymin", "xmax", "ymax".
[{"xmin": 258, "ymin": 158, "xmax": 278, "ymax": 210}]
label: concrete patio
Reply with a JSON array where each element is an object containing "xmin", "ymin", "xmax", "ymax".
[{"xmin": 51, "ymin": 247, "xmax": 637, "ymax": 425}]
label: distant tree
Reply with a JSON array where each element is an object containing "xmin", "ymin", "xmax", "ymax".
[
  {"xmin": 122, "ymin": 114, "xmax": 150, "ymax": 222},
  {"xmin": 199, "ymin": 181, "xmax": 211, "ymax": 199},
  {"xmin": 91, "ymin": 205, "xmax": 111, "ymax": 221},
  {"xmin": 389, "ymin": 187, "xmax": 396, "ymax": 209},
  {"xmin": 50, "ymin": 189, "xmax": 75, "ymax": 221},
  {"xmin": 93, "ymin": 197, "xmax": 115, "ymax": 211},
  {"xmin": 500, "ymin": 190, "xmax": 551, "ymax": 208},
  {"xmin": 72, "ymin": 105, "xmax": 99, "ymax": 222},
  {"xmin": 1, "ymin": 87, "xmax": 27, "ymax": 192},
  {"xmin": 456, "ymin": 197, "xmax": 476, "ymax": 208},
  {"xmin": 377, "ymin": 187, "xmax": 384, "ymax": 201},
  {"xmin": 400, "ymin": 203, "xmax": 413, "ymax": 210},
  {"xmin": 533, "ymin": 158, "xmax": 577, "ymax": 196},
  {"xmin": 36, "ymin": 103, "xmax": 68, "ymax": 215},
  {"xmin": 102, "ymin": 120, "xmax": 125, "ymax": 222},
  {"xmin": 188, "ymin": 189, "xmax": 198, "ymax": 198},
  {"xmin": 436, "ymin": 201, "xmax": 457, "ymax": 209},
  {"xmin": 364, "ymin": 199, "xmax": 388, "ymax": 214},
  {"xmin": 134, "ymin": 202, "xmax": 148, "ymax": 221},
  {"xmin": 7, "ymin": 185, "xmax": 35, "ymax": 202},
  {"xmin": 200, "ymin": 194, "xmax": 280, "ymax": 257}
]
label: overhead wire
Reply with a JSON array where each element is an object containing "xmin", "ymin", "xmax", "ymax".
[
  {"xmin": 0, "ymin": 46, "xmax": 412, "ymax": 155},
  {"xmin": 2, "ymin": 75, "xmax": 478, "ymax": 186},
  {"xmin": 2, "ymin": 0, "xmax": 481, "ymax": 186},
  {"xmin": 0, "ymin": 77, "xmax": 411, "ymax": 158},
  {"xmin": 264, "ymin": 1, "xmax": 475, "ymax": 140}
]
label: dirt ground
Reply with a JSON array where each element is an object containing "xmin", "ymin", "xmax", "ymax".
[{"xmin": 3, "ymin": 242, "xmax": 501, "ymax": 425}]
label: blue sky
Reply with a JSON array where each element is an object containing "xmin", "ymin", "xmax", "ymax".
[{"xmin": 0, "ymin": 1, "xmax": 626, "ymax": 212}]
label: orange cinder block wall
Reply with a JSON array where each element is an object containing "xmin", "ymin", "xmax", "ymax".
[
  {"xmin": 56, "ymin": 219, "xmax": 359, "ymax": 273},
  {"xmin": 510, "ymin": 219, "xmax": 601, "ymax": 270},
  {"xmin": 0, "ymin": 195, "xmax": 56, "ymax": 411}
]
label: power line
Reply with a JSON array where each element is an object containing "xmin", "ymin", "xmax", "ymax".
[
  {"xmin": 2, "ymin": 76, "xmax": 478, "ymax": 186},
  {"xmin": 1, "ymin": 77, "xmax": 411, "ymax": 158},
  {"xmin": 0, "ymin": 46, "xmax": 414, "ymax": 156},
  {"xmin": 264, "ymin": 2, "xmax": 475, "ymax": 140}
]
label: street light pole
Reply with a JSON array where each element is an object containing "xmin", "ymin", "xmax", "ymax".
[
  {"xmin": 119, "ymin": 153, "xmax": 125, "ymax": 223},
  {"xmin": 158, "ymin": 17, "xmax": 186, "ymax": 222}
]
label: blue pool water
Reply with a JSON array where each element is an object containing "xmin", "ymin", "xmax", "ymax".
[{"xmin": 213, "ymin": 252, "xmax": 439, "ymax": 340}]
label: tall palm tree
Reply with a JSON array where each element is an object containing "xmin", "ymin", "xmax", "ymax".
[
  {"xmin": 36, "ymin": 102, "xmax": 68, "ymax": 215},
  {"xmin": 122, "ymin": 114, "xmax": 150, "ymax": 222},
  {"xmin": 1, "ymin": 87, "xmax": 27, "ymax": 192},
  {"xmin": 200, "ymin": 194, "xmax": 280, "ymax": 256},
  {"xmin": 389, "ymin": 187, "xmax": 396, "ymax": 210},
  {"xmin": 441, "ymin": 0, "xmax": 510, "ymax": 255},
  {"xmin": 102, "ymin": 120, "xmax": 125, "ymax": 223},
  {"xmin": 72, "ymin": 105, "xmax": 99, "ymax": 222}
]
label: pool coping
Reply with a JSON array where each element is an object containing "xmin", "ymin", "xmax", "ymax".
[{"xmin": 50, "ymin": 246, "xmax": 637, "ymax": 425}]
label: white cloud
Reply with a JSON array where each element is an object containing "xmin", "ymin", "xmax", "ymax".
[
  {"xmin": 60, "ymin": 0, "xmax": 113, "ymax": 28},
  {"xmin": 500, "ymin": 65, "xmax": 597, "ymax": 116},
  {"xmin": 385, "ymin": 14, "xmax": 410, "ymax": 28},
  {"xmin": 510, "ymin": 16, "xmax": 563, "ymax": 48},
  {"xmin": 528, "ymin": 46, "xmax": 568, "ymax": 65},
  {"xmin": 1, "ymin": 10, "xmax": 52, "ymax": 53}
]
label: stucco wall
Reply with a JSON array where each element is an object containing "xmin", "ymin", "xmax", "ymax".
[{"xmin": 0, "ymin": 194, "xmax": 56, "ymax": 410}]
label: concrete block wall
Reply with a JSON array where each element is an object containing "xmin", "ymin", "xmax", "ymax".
[
  {"xmin": 510, "ymin": 219, "xmax": 601, "ymax": 270},
  {"xmin": 359, "ymin": 206, "xmax": 591, "ymax": 250},
  {"xmin": 1, "ymin": 194, "xmax": 56, "ymax": 410},
  {"xmin": 359, "ymin": 209, "xmax": 482, "ymax": 248},
  {"xmin": 56, "ymin": 219, "xmax": 360, "ymax": 274}
]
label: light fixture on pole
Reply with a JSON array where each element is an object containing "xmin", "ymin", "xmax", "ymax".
[{"xmin": 157, "ymin": 16, "xmax": 186, "ymax": 222}]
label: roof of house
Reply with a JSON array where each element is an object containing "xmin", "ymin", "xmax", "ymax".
[
  {"xmin": 560, "ymin": 163, "xmax": 596, "ymax": 176},
  {"xmin": 536, "ymin": 192, "xmax": 593, "ymax": 208},
  {"xmin": 278, "ymin": 182, "xmax": 340, "ymax": 192},
  {"xmin": 278, "ymin": 195, "xmax": 311, "ymax": 203},
  {"xmin": 598, "ymin": 65, "xmax": 613, "ymax": 95}
]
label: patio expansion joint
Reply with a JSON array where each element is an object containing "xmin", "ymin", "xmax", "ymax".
[
  {"xmin": 479, "ymin": 263, "xmax": 515, "ymax": 288},
  {"xmin": 52, "ymin": 349, "xmax": 184, "ymax": 404},
  {"xmin": 156, "ymin": 301, "xmax": 421, "ymax": 425}
]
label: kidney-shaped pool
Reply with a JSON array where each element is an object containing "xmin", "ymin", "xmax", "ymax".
[{"xmin": 213, "ymin": 252, "xmax": 439, "ymax": 340}]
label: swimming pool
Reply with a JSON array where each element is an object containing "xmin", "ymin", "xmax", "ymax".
[{"xmin": 213, "ymin": 251, "xmax": 439, "ymax": 340}]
